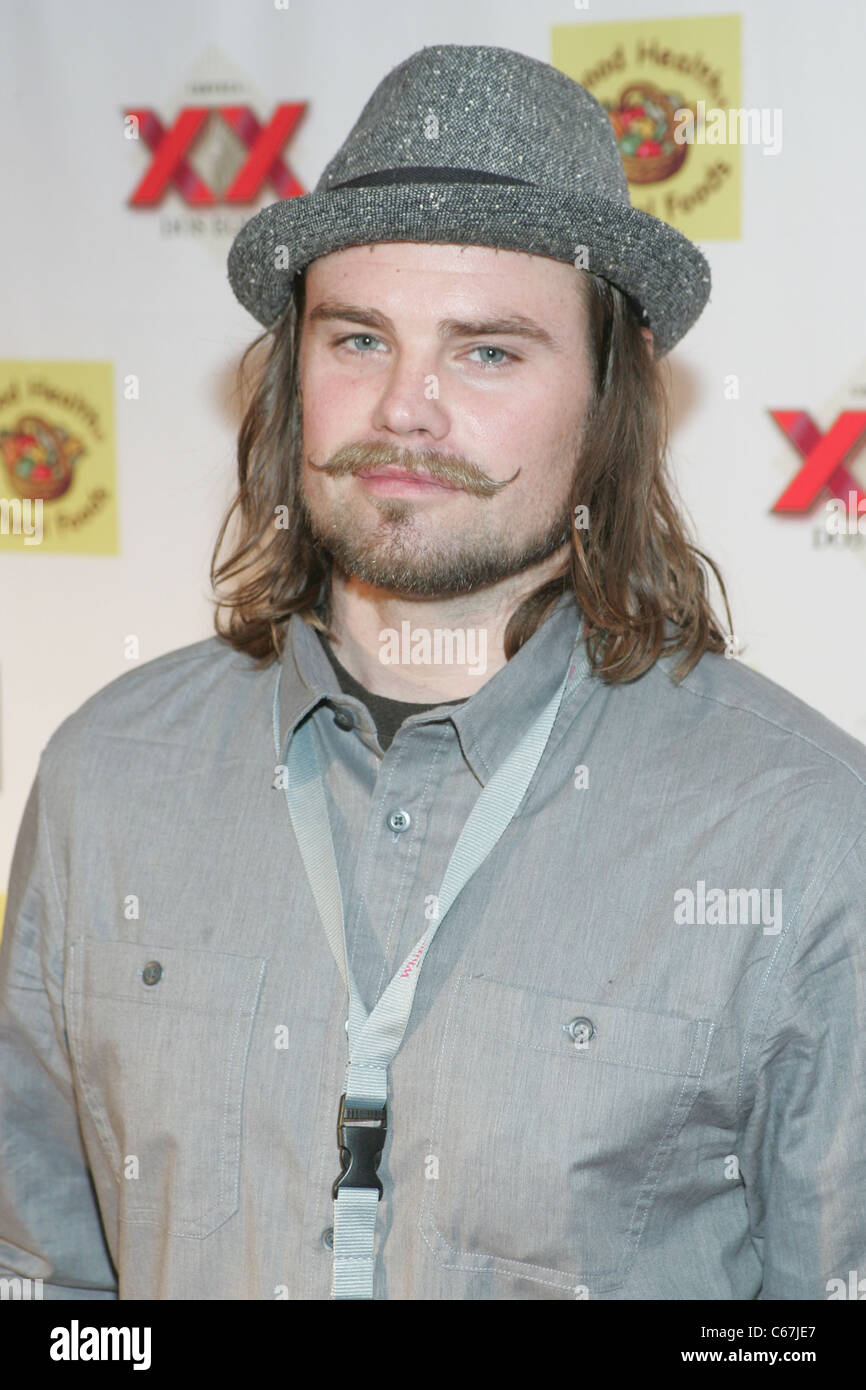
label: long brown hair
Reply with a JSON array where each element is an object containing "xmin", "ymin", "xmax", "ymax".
[{"xmin": 210, "ymin": 263, "xmax": 731, "ymax": 683}]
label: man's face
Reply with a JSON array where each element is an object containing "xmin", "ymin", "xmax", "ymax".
[{"xmin": 297, "ymin": 242, "xmax": 595, "ymax": 598}]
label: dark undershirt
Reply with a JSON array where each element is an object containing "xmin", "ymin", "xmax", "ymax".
[{"xmin": 316, "ymin": 629, "xmax": 466, "ymax": 751}]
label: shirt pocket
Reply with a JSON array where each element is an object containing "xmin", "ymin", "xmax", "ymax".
[
  {"xmin": 65, "ymin": 939, "xmax": 267, "ymax": 1239},
  {"xmin": 420, "ymin": 972, "xmax": 715, "ymax": 1296}
]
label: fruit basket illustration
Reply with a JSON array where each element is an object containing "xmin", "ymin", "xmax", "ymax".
[
  {"xmin": 0, "ymin": 414, "xmax": 85, "ymax": 500},
  {"xmin": 604, "ymin": 82, "xmax": 694, "ymax": 184}
]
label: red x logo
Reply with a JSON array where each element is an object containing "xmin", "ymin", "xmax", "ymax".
[
  {"xmin": 126, "ymin": 103, "xmax": 307, "ymax": 206},
  {"xmin": 770, "ymin": 410, "xmax": 866, "ymax": 512}
]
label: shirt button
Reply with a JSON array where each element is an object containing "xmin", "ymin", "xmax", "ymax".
[
  {"xmin": 566, "ymin": 1016, "xmax": 595, "ymax": 1046},
  {"xmin": 387, "ymin": 809, "xmax": 412, "ymax": 833},
  {"xmin": 333, "ymin": 708, "xmax": 354, "ymax": 730},
  {"xmin": 321, "ymin": 1226, "xmax": 334, "ymax": 1250},
  {"xmin": 141, "ymin": 961, "xmax": 163, "ymax": 986}
]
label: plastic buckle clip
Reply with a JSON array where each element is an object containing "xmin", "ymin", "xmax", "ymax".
[{"xmin": 332, "ymin": 1093, "xmax": 387, "ymax": 1201}]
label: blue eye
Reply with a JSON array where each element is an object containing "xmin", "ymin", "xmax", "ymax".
[
  {"xmin": 467, "ymin": 345, "xmax": 515, "ymax": 368},
  {"xmin": 336, "ymin": 333, "xmax": 384, "ymax": 353}
]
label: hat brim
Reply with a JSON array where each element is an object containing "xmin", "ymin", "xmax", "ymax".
[{"xmin": 227, "ymin": 183, "xmax": 710, "ymax": 358}]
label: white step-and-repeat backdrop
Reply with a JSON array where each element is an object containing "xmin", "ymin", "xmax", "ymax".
[{"xmin": 2, "ymin": 0, "xmax": 865, "ymax": 929}]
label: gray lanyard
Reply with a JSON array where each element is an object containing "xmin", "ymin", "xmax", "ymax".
[{"xmin": 272, "ymin": 636, "xmax": 581, "ymax": 1298}]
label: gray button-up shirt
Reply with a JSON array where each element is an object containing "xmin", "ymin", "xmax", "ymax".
[{"xmin": 2, "ymin": 595, "xmax": 866, "ymax": 1300}]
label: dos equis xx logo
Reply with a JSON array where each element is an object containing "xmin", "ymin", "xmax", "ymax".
[
  {"xmin": 125, "ymin": 103, "xmax": 307, "ymax": 205},
  {"xmin": 771, "ymin": 410, "xmax": 866, "ymax": 514}
]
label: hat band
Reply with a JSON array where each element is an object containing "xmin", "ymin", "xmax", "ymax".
[{"xmin": 329, "ymin": 165, "xmax": 535, "ymax": 190}]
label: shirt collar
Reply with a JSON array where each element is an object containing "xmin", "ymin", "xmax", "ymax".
[{"xmin": 275, "ymin": 590, "xmax": 589, "ymax": 785}]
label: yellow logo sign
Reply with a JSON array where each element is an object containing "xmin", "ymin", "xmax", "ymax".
[
  {"xmin": 0, "ymin": 362, "xmax": 118, "ymax": 553},
  {"xmin": 553, "ymin": 13, "xmax": 742, "ymax": 239}
]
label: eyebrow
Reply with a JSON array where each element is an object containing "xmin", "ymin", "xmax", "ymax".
[{"xmin": 307, "ymin": 300, "xmax": 564, "ymax": 352}]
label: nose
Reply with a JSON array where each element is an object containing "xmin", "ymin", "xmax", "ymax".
[{"xmin": 369, "ymin": 349, "xmax": 451, "ymax": 443}]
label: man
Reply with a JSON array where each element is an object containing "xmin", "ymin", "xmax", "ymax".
[{"xmin": 2, "ymin": 43, "xmax": 865, "ymax": 1302}]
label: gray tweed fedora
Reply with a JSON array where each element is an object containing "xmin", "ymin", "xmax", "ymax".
[{"xmin": 227, "ymin": 43, "xmax": 711, "ymax": 357}]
